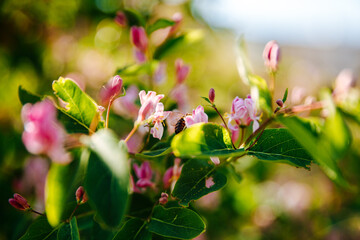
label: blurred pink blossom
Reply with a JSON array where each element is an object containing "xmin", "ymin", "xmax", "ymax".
[
  {"xmin": 153, "ymin": 62, "xmax": 167, "ymax": 85},
  {"xmin": 159, "ymin": 192, "xmax": 169, "ymax": 205},
  {"xmin": 21, "ymin": 100, "xmax": 71, "ymax": 164},
  {"xmin": 133, "ymin": 161, "xmax": 154, "ymax": 188},
  {"xmin": 137, "ymin": 91, "xmax": 164, "ymax": 123},
  {"xmin": 133, "ymin": 48, "xmax": 147, "ymax": 63},
  {"xmin": 150, "ymin": 103, "xmax": 170, "ymax": 140},
  {"xmin": 175, "ymin": 59, "xmax": 190, "ymax": 84},
  {"xmin": 263, "ymin": 40, "xmax": 280, "ymax": 72},
  {"xmin": 115, "ymin": 11, "xmax": 127, "ymax": 27},
  {"xmin": 171, "ymin": 84, "xmax": 190, "ymax": 112},
  {"xmin": 185, "ymin": 105, "xmax": 208, "ymax": 127},
  {"xmin": 210, "ymin": 157, "xmax": 220, "ymax": 165},
  {"xmin": 169, "ymin": 13, "xmax": 183, "ymax": 35},
  {"xmin": 227, "ymin": 95, "xmax": 259, "ymax": 132},
  {"xmin": 113, "ymin": 85, "xmax": 139, "ymax": 119},
  {"xmin": 130, "ymin": 26, "xmax": 148, "ymax": 53},
  {"xmin": 333, "ymin": 69, "xmax": 356, "ymax": 101},
  {"xmin": 163, "ymin": 158, "xmax": 182, "ymax": 190},
  {"xmin": 99, "ymin": 75, "xmax": 123, "ymax": 105},
  {"xmin": 205, "ymin": 176, "xmax": 215, "ymax": 188}
]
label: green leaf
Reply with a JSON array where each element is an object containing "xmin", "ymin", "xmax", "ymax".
[
  {"xmin": 172, "ymin": 159, "xmax": 227, "ymax": 206},
  {"xmin": 83, "ymin": 130, "xmax": 129, "ymax": 228},
  {"xmin": 45, "ymin": 153, "xmax": 80, "ymax": 227},
  {"xmin": 52, "ymin": 77, "xmax": 102, "ymax": 131},
  {"xmin": 149, "ymin": 206, "xmax": 205, "ymax": 239},
  {"xmin": 123, "ymin": 9, "xmax": 146, "ymax": 27},
  {"xmin": 147, "ymin": 19, "xmax": 175, "ymax": 35},
  {"xmin": 57, "ymin": 108, "xmax": 89, "ymax": 134},
  {"xmin": 57, "ymin": 217, "xmax": 80, "ymax": 240},
  {"xmin": 282, "ymin": 88, "xmax": 288, "ymax": 103},
  {"xmin": 113, "ymin": 218, "xmax": 151, "ymax": 240},
  {"xmin": 248, "ymin": 74, "xmax": 273, "ymax": 115},
  {"xmin": 171, "ymin": 123, "xmax": 233, "ymax": 158},
  {"xmin": 128, "ymin": 194, "xmax": 154, "ymax": 218},
  {"xmin": 116, "ymin": 62, "xmax": 157, "ymax": 77},
  {"xmin": 135, "ymin": 147, "xmax": 172, "ymax": 159},
  {"xmin": 18, "ymin": 85, "xmax": 42, "ymax": 105},
  {"xmin": 153, "ymin": 35, "xmax": 185, "ymax": 60},
  {"xmin": 19, "ymin": 216, "xmax": 58, "ymax": 240},
  {"xmin": 278, "ymin": 114, "xmax": 350, "ymax": 187},
  {"xmin": 246, "ymin": 128, "xmax": 313, "ymax": 169},
  {"xmin": 201, "ymin": 96, "xmax": 212, "ymax": 105}
]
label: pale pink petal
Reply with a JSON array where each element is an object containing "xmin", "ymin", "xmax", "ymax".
[{"xmin": 205, "ymin": 176, "xmax": 215, "ymax": 188}]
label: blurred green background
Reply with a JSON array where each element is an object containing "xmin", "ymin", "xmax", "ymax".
[{"xmin": 1, "ymin": 0, "xmax": 360, "ymax": 239}]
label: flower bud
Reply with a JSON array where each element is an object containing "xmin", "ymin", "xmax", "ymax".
[
  {"xmin": 99, "ymin": 75, "xmax": 123, "ymax": 105},
  {"xmin": 9, "ymin": 193, "xmax": 30, "ymax": 211},
  {"xmin": 208, "ymin": 88, "xmax": 215, "ymax": 103},
  {"xmin": 76, "ymin": 186, "xmax": 88, "ymax": 204},
  {"xmin": 276, "ymin": 99, "xmax": 284, "ymax": 107},
  {"xmin": 175, "ymin": 59, "xmax": 190, "ymax": 84},
  {"xmin": 263, "ymin": 40, "xmax": 280, "ymax": 72},
  {"xmin": 159, "ymin": 192, "xmax": 169, "ymax": 205},
  {"xmin": 115, "ymin": 11, "xmax": 127, "ymax": 27},
  {"xmin": 130, "ymin": 26, "xmax": 148, "ymax": 53}
]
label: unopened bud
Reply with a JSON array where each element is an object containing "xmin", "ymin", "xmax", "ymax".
[
  {"xmin": 130, "ymin": 26, "xmax": 148, "ymax": 53},
  {"xmin": 276, "ymin": 99, "xmax": 284, "ymax": 107},
  {"xmin": 115, "ymin": 11, "xmax": 127, "ymax": 27},
  {"xmin": 159, "ymin": 192, "xmax": 169, "ymax": 205},
  {"xmin": 208, "ymin": 88, "xmax": 215, "ymax": 103},
  {"xmin": 263, "ymin": 40, "xmax": 280, "ymax": 72},
  {"xmin": 76, "ymin": 186, "xmax": 88, "ymax": 204},
  {"xmin": 9, "ymin": 193, "xmax": 30, "ymax": 211}
]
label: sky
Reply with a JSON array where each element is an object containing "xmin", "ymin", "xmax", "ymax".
[{"xmin": 192, "ymin": 0, "xmax": 360, "ymax": 49}]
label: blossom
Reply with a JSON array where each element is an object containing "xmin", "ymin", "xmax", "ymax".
[
  {"xmin": 137, "ymin": 91, "xmax": 164, "ymax": 123},
  {"xmin": 133, "ymin": 161, "xmax": 154, "ymax": 188},
  {"xmin": 210, "ymin": 157, "xmax": 220, "ymax": 165},
  {"xmin": 163, "ymin": 158, "xmax": 182, "ymax": 189},
  {"xmin": 263, "ymin": 40, "xmax": 280, "ymax": 72},
  {"xmin": 9, "ymin": 193, "xmax": 30, "ymax": 211},
  {"xmin": 113, "ymin": 85, "xmax": 139, "ymax": 120},
  {"xmin": 150, "ymin": 103, "xmax": 170, "ymax": 140},
  {"xmin": 227, "ymin": 95, "xmax": 259, "ymax": 132},
  {"xmin": 133, "ymin": 48, "xmax": 147, "ymax": 63},
  {"xmin": 184, "ymin": 105, "xmax": 208, "ymax": 127},
  {"xmin": 175, "ymin": 59, "xmax": 190, "ymax": 84},
  {"xmin": 75, "ymin": 186, "xmax": 88, "ymax": 204},
  {"xmin": 208, "ymin": 88, "xmax": 215, "ymax": 103},
  {"xmin": 159, "ymin": 192, "xmax": 169, "ymax": 205},
  {"xmin": 153, "ymin": 62, "xmax": 167, "ymax": 85},
  {"xmin": 22, "ymin": 100, "xmax": 71, "ymax": 164},
  {"xmin": 115, "ymin": 11, "xmax": 127, "ymax": 27},
  {"xmin": 130, "ymin": 26, "xmax": 148, "ymax": 53},
  {"xmin": 99, "ymin": 75, "xmax": 123, "ymax": 105}
]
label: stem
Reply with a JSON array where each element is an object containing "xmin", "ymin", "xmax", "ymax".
[
  {"xmin": 279, "ymin": 101, "xmax": 324, "ymax": 114},
  {"xmin": 68, "ymin": 204, "xmax": 79, "ymax": 221},
  {"xmin": 212, "ymin": 105, "xmax": 236, "ymax": 149},
  {"xmin": 244, "ymin": 117, "xmax": 274, "ymax": 146},
  {"xmin": 139, "ymin": 131, "xmax": 151, "ymax": 153},
  {"xmin": 105, "ymin": 99, "xmax": 114, "ymax": 129},
  {"xmin": 124, "ymin": 124, "xmax": 139, "ymax": 143},
  {"xmin": 246, "ymin": 128, "xmax": 265, "ymax": 150},
  {"xmin": 269, "ymin": 71, "xmax": 276, "ymax": 98},
  {"xmin": 30, "ymin": 209, "xmax": 45, "ymax": 216},
  {"xmin": 238, "ymin": 127, "xmax": 245, "ymax": 148}
]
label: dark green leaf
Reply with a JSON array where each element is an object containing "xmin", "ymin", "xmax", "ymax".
[
  {"xmin": 135, "ymin": 147, "xmax": 172, "ymax": 159},
  {"xmin": 147, "ymin": 19, "xmax": 175, "ymax": 34},
  {"xmin": 123, "ymin": 9, "xmax": 146, "ymax": 27},
  {"xmin": 247, "ymin": 128, "xmax": 313, "ymax": 169},
  {"xmin": 153, "ymin": 35, "xmax": 185, "ymax": 60},
  {"xmin": 128, "ymin": 194, "xmax": 154, "ymax": 218},
  {"xmin": 18, "ymin": 86, "xmax": 42, "ymax": 105},
  {"xmin": 19, "ymin": 216, "xmax": 58, "ymax": 240},
  {"xmin": 282, "ymin": 88, "xmax": 288, "ymax": 103},
  {"xmin": 45, "ymin": 153, "xmax": 80, "ymax": 227},
  {"xmin": 57, "ymin": 217, "xmax": 80, "ymax": 240},
  {"xmin": 113, "ymin": 218, "xmax": 151, "ymax": 240},
  {"xmin": 172, "ymin": 159, "xmax": 227, "ymax": 206},
  {"xmin": 201, "ymin": 96, "xmax": 212, "ymax": 105},
  {"xmin": 57, "ymin": 109, "xmax": 89, "ymax": 134},
  {"xmin": 171, "ymin": 123, "xmax": 233, "ymax": 158},
  {"xmin": 52, "ymin": 77, "xmax": 103, "ymax": 130},
  {"xmin": 148, "ymin": 206, "xmax": 205, "ymax": 239},
  {"xmin": 83, "ymin": 130, "xmax": 129, "ymax": 228},
  {"xmin": 248, "ymin": 74, "xmax": 272, "ymax": 115},
  {"xmin": 115, "ymin": 62, "xmax": 157, "ymax": 77}
]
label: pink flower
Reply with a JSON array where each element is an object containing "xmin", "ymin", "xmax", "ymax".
[
  {"xmin": 133, "ymin": 161, "xmax": 154, "ymax": 188},
  {"xmin": 205, "ymin": 176, "xmax": 215, "ymax": 188},
  {"xmin": 227, "ymin": 95, "xmax": 259, "ymax": 132},
  {"xmin": 9, "ymin": 193, "xmax": 30, "ymax": 211},
  {"xmin": 22, "ymin": 100, "xmax": 71, "ymax": 164},
  {"xmin": 263, "ymin": 40, "xmax": 280, "ymax": 72},
  {"xmin": 150, "ymin": 103, "xmax": 170, "ymax": 140},
  {"xmin": 113, "ymin": 85, "xmax": 139, "ymax": 119},
  {"xmin": 99, "ymin": 75, "xmax": 123, "ymax": 105},
  {"xmin": 171, "ymin": 84, "xmax": 189, "ymax": 112},
  {"xmin": 169, "ymin": 13, "xmax": 183, "ymax": 35},
  {"xmin": 175, "ymin": 59, "xmax": 190, "ymax": 84},
  {"xmin": 184, "ymin": 105, "xmax": 208, "ymax": 127},
  {"xmin": 153, "ymin": 62, "xmax": 167, "ymax": 85},
  {"xmin": 130, "ymin": 26, "xmax": 148, "ymax": 53},
  {"xmin": 133, "ymin": 48, "xmax": 147, "ymax": 63},
  {"xmin": 137, "ymin": 91, "xmax": 164, "ymax": 123},
  {"xmin": 210, "ymin": 157, "xmax": 220, "ymax": 165},
  {"xmin": 159, "ymin": 192, "xmax": 169, "ymax": 205},
  {"xmin": 163, "ymin": 158, "xmax": 182, "ymax": 189},
  {"xmin": 115, "ymin": 11, "xmax": 127, "ymax": 27}
]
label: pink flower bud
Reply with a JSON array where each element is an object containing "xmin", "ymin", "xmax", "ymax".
[
  {"xmin": 263, "ymin": 40, "xmax": 280, "ymax": 72},
  {"xmin": 9, "ymin": 193, "xmax": 30, "ymax": 210},
  {"xmin": 208, "ymin": 88, "xmax": 215, "ymax": 103},
  {"xmin": 133, "ymin": 161, "xmax": 154, "ymax": 189},
  {"xmin": 159, "ymin": 192, "xmax": 169, "ymax": 205},
  {"xmin": 175, "ymin": 59, "xmax": 190, "ymax": 84},
  {"xmin": 100, "ymin": 75, "xmax": 123, "ymax": 105},
  {"xmin": 115, "ymin": 11, "xmax": 127, "ymax": 27},
  {"xmin": 169, "ymin": 13, "xmax": 183, "ymax": 35},
  {"xmin": 21, "ymin": 100, "xmax": 71, "ymax": 164},
  {"xmin": 276, "ymin": 99, "xmax": 284, "ymax": 107},
  {"xmin": 130, "ymin": 26, "xmax": 148, "ymax": 53},
  {"xmin": 76, "ymin": 186, "xmax": 88, "ymax": 204}
]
